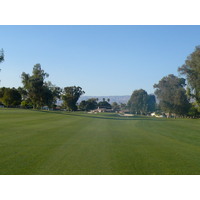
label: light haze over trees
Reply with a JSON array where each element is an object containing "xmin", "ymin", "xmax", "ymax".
[{"xmin": 111, "ymin": 102, "xmax": 120, "ymax": 112}]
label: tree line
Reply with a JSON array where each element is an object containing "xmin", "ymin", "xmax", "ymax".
[
  {"xmin": 1, "ymin": 46, "xmax": 200, "ymax": 117},
  {"xmin": 0, "ymin": 62, "xmax": 114, "ymax": 111},
  {"xmin": 0, "ymin": 63, "xmax": 87, "ymax": 111},
  {"xmin": 128, "ymin": 46, "xmax": 200, "ymax": 118}
]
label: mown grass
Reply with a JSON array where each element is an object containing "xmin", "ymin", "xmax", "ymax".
[{"xmin": 0, "ymin": 108, "xmax": 200, "ymax": 175}]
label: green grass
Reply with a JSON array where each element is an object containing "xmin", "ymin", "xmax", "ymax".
[{"xmin": 0, "ymin": 108, "xmax": 200, "ymax": 175}]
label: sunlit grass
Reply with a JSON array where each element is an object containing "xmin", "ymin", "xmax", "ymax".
[{"xmin": 0, "ymin": 109, "xmax": 200, "ymax": 175}]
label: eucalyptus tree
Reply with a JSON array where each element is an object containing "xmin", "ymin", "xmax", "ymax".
[
  {"xmin": 21, "ymin": 63, "xmax": 53, "ymax": 109},
  {"xmin": 154, "ymin": 74, "xmax": 190, "ymax": 116},
  {"xmin": 178, "ymin": 46, "xmax": 200, "ymax": 106},
  {"xmin": 62, "ymin": 86, "xmax": 85, "ymax": 111},
  {"xmin": 128, "ymin": 89, "xmax": 148, "ymax": 114}
]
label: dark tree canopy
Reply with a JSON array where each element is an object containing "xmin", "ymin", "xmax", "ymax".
[
  {"xmin": 17, "ymin": 87, "xmax": 28, "ymax": 101},
  {"xmin": 147, "ymin": 94, "xmax": 156, "ymax": 113},
  {"xmin": 44, "ymin": 81, "xmax": 62, "ymax": 107},
  {"xmin": 178, "ymin": 46, "xmax": 200, "ymax": 104},
  {"xmin": 97, "ymin": 100, "xmax": 112, "ymax": 109},
  {"xmin": 0, "ymin": 87, "xmax": 6, "ymax": 99},
  {"xmin": 79, "ymin": 98, "xmax": 98, "ymax": 111},
  {"xmin": 62, "ymin": 86, "xmax": 85, "ymax": 111},
  {"xmin": 0, "ymin": 87, "xmax": 21, "ymax": 107},
  {"xmin": 79, "ymin": 100, "xmax": 87, "ymax": 111},
  {"xmin": 128, "ymin": 89, "xmax": 149, "ymax": 114},
  {"xmin": 154, "ymin": 74, "xmax": 190, "ymax": 116}
]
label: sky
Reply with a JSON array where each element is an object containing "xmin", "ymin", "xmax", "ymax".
[{"xmin": 1, "ymin": 25, "xmax": 200, "ymax": 96}]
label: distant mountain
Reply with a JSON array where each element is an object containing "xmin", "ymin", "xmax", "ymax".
[{"xmin": 57, "ymin": 95, "xmax": 131, "ymax": 106}]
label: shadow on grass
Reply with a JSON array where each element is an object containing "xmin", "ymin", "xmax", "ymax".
[{"xmin": 30, "ymin": 109, "xmax": 166, "ymax": 121}]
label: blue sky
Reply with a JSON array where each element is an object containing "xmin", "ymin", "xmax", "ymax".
[{"xmin": 0, "ymin": 25, "xmax": 200, "ymax": 96}]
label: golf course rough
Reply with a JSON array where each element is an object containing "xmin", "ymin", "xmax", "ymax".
[{"xmin": 0, "ymin": 109, "xmax": 200, "ymax": 175}]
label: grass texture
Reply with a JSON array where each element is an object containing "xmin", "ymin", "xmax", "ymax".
[{"xmin": 0, "ymin": 109, "xmax": 200, "ymax": 175}]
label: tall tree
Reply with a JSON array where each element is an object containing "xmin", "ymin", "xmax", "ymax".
[
  {"xmin": 21, "ymin": 64, "xmax": 50, "ymax": 109},
  {"xmin": 178, "ymin": 46, "xmax": 200, "ymax": 105},
  {"xmin": 154, "ymin": 74, "xmax": 190, "ymax": 116},
  {"xmin": 128, "ymin": 89, "xmax": 148, "ymax": 114},
  {"xmin": 62, "ymin": 86, "xmax": 85, "ymax": 111}
]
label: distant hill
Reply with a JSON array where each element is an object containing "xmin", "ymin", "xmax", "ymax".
[{"xmin": 57, "ymin": 95, "xmax": 131, "ymax": 105}]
